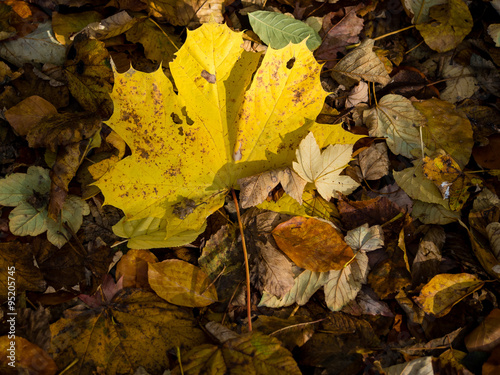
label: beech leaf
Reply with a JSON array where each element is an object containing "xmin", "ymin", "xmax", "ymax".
[
  {"xmin": 248, "ymin": 11, "xmax": 322, "ymax": 51},
  {"xmin": 416, "ymin": 273, "xmax": 484, "ymax": 317},
  {"xmin": 148, "ymin": 259, "xmax": 218, "ymax": 307},
  {"xmin": 272, "ymin": 216, "xmax": 354, "ymax": 272}
]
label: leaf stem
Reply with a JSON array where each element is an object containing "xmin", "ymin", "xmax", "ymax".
[
  {"xmin": 346, "ymin": 25, "xmax": 416, "ymax": 49},
  {"xmin": 231, "ymin": 188, "xmax": 252, "ymax": 332}
]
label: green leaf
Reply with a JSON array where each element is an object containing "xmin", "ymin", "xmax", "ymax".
[
  {"xmin": 8, "ymin": 201, "xmax": 49, "ymax": 237},
  {"xmin": 0, "ymin": 166, "xmax": 51, "ymax": 207},
  {"xmin": 249, "ymin": 11, "xmax": 322, "ymax": 51}
]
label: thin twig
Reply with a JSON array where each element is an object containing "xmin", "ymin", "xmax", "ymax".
[{"xmin": 231, "ymin": 188, "xmax": 252, "ymax": 332}]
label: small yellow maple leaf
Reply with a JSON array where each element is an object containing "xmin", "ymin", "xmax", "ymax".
[
  {"xmin": 95, "ymin": 23, "xmax": 362, "ymax": 248},
  {"xmin": 293, "ymin": 132, "xmax": 359, "ymax": 201}
]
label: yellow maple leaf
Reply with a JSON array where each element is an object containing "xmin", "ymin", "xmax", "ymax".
[{"xmin": 95, "ymin": 23, "xmax": 362, "ymax": 248}]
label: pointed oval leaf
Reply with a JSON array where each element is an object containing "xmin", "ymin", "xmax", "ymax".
[
  {"xmin": 249, "ymin": 11, "xmax": 321, "ymax": 51},
  {"xmin": 272, "ymin": 216, "xmax": 354, "ymax": 272},
  {"xmin": 416, "ymin": 273, "xmax": 484, "ymax": 317},
  {"xmin": 148, "ymin": 259, "xmax": 218, "ymax": 307}
]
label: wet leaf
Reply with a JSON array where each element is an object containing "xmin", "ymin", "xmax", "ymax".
[
  {"xmin": 116, "ymin": 249, "xmax": 158, "ymax": 289},
  {"xmin": 272, "ymin": 216, "xmax": 354, "ymax": 272},
  {"xmin": 248, "ymin": 11, "xmax": 321, "ymax": 51},
  {"xmin": 148, "ymin": 259, "xmax": 218, "ymax": 307},
  {"xmin": 416, "ymin": 273, "xmax": 484, "ymax": 317},
  {"xmin": 332, "ymin": 39, "xmax": 391, "ymax": 87},
  {"xmin": 293, "ymin": 132, "xmax": 359, "ymax": 201}
]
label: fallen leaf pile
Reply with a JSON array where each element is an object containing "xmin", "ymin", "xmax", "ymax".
[{"xmin": 0, "ymin": 0, "xmax": 500, "ymax": 374}]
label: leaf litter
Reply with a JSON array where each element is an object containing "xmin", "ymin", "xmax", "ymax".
[{"xmin": 0, "ymin": 1, "xmax": 499, "ymax": 374}]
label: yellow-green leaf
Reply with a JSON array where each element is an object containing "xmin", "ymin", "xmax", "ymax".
[
  {"xmin": 416, "ymin": 0, "xmax": 473, "ymax": 53},
  {"xmin": 148, "ymin": 259, "xmax": 218, "ymax": 307}
]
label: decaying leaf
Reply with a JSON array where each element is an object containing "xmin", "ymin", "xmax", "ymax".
[
  {"xmin": 50, "ymin": 289, "xmax": 208, "ymax": 374},
  {"xmin": 358, "ymin": 142, "xmax": 389, "ymax": 180},
  {"xmin": 416, "ymin": 273, "xmax": 485, "ymax": 317},
  {"xmin": 146, "ymin": 0, "xmax": 225, "ymax": 27},
  {"xmin": 116, "ymin": 249, "xmax": 158, "ymax": 289},
  {"xmin": 0, "ymin": 336, "xmax": 56, "ymax": 375},
  {"xmin": 331, "ymin": 39, "xmax": 391, "ymax": 87},
  {"xmin": 465, "ymin": 308, "xmax": 500, "ymax": 352}
]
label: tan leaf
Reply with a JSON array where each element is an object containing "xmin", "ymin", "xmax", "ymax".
[
  {"xmin": 324, "ymin": 251, "xmax": 369, "ymax": 311},
  {"xmin": 146, "ymin": 0, "xmax": 224, "ymax": 27},
  {"xmin": 4, "ymin": 95, "xmax": 57, "ymax": 137},
  {"xmin": 238, "ymin": 170, "xmax": 280, "ymax": 208},
  {"xmin": 332, "ymin": 39, "xmax": 391, "ymax": 87},
  {"xmin": 465, "ymin": 309, "xmax": 500, "ymax": 352},
  {"xmin": 358, "ymin": 142, "xmax": 389, "ymax": 180}
]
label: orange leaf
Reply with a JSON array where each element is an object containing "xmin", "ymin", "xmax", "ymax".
[
  {"xmin": 116, "ymin": 249, "xmax": 158, "ymax": 289},
  {"xmin": 272, "ymin": 216, "xmax": 354, "ymax": 272}
]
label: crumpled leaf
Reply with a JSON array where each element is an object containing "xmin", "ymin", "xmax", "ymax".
[
  {"xmin": 146, "ymin": 0, "xmax": 224, "ymax": 27},
  {"xmin": 324, "ymin": 251, "xmax": 369, "ymax": 311},
  {"xmin": 174, "ymin": 330, "xmax": 301, "ymax": 375},
  {"xmin": 95, "ymin": 22, "xmax": 359, "ymax": 248},
  {"xmin": 148, "ymin": 259, "xmax": 217, "ymax": 307},
  {"xmin": 344, "ymin": 223, "xmax": 384, "ymax": 252},
  {"xmin": 116, "ymin": 249, "xmax": 158, "ymax": 289},
  {"xmin": 272, "ymin": 216, "xmax": 354, "ymax": 272},
  {"xmin": 416, "ymin": 273, "xmax": 485, "ymax": 317},
  {"xmin": 49, "ymin": 289, "xmax": 208, "ymax": 374},
  {"xmin": 125, "ymin": 16, "xmax": 181, "ymax": 64},
  {"xmin": 416, "ymin": 0, "xmax": 473, "ymax": 53},
  {"xmin": 331, "ymin": 39, "xmax": 391, "ymax": 87},
  {"xmin": 358, "ymin": 142, "xmax": 389, "ymax": 180},
  {"xmin": 0, "ymin": 21, "xmax": 66, "ymax": 67},
  {"xmin": 259, "ymin": 270, "xmax": 330, "ymax": 308},
  {"xmin": 293, "ymin": 132, "xmax": 359, "ymax": 201},
  {"xmin": 384, "ymin": 356, "xmax": 433, "ymax": 375},
  {"xmin": 346, "ymin": 81, "xmax": 368, "ymax": 108},
  {"xmin": 52, "ymin": 11, "xmax": 102, "ymax": 45},
  {"xmin": 238, "ymin": 167, "xmax": 306, "ymax": 208},
  {"xmin": 63, "ymin": 38, "xmax": 113, "ymax": 119},
  {"xmin": 248, "ymin": 11, "xmax": 322, "ymax": 51},
  {"xmin": 363, "ymin": 94, "xmax": 426, "ymax": 158},
  {"xmin": 315, "ymin": 6, "xmax": 364, "ymax": 61},
  {"xmin": 78, "ymin": 274, "xmax": 124, "ymax": 308},
  {"xmin": 0, "ymin": 242, "xmax": 46, "ymax": 303}
]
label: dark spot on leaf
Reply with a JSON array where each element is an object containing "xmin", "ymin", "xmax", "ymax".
[
  {"xmin": 171, "ymin": 112, "xmax": 182, "ymax": 124},
  {"xmin": 201, "ymin": 70, "xmax": 216, "ymax": 84},
  {"xmin": 178, "ymin": 127, "xmax": 184, "ymax": 136},
  {"xmin": 76, "ymin": 60, "xmax": 85, "ymax": 74},
  {"xmin": 181, "ymin": 107, "xmax": 194, "ymax": 125},
  {"xmin": 286, "ymin": 58, "xmax": 295, "ymax": 69}
]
